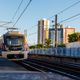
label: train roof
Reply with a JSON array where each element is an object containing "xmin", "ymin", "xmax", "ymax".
[{"xmin": 4, "ymin": 31, "xmax": 24, "ymax": 37}]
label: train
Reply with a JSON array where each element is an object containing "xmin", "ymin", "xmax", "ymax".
[{"xmin": 0, "ymin": 30, "xmax": 29, "ymax": 60}]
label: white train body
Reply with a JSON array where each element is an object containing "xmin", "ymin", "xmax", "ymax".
[{"xmin": 0, "ymin": 31, "xmax": 29, "ymax": 60}]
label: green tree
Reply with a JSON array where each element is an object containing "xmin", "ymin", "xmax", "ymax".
[
  {"xmin": 45, "ymin": 39, "xmax": 51, "ymax": 48},
  {"xmin": 36, "ymin": 44, "xmax": 44, "ymax": 48},
  {"xmin": 29, "ymin": 45, "xmax": 35, "ymax": 49},
  {"xmin": 29, "ymin": 44, "xmax": 44, "ymax": 49},
  {"xmin": 68, "ymin": 32, "xmax": 80, "ymax": 42},
  {"xmin": 57, "ymin": 43, "xmax": 65, "ymax": 47}
]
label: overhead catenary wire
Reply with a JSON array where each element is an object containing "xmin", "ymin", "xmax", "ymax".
[
  {"xmin": 0, "ymin": 22, "xmax": 12, "ymax": 28},
  {"xmin": 57, "ymin": 0, "xmax": 80, "ymax": 15},
  {"xmin": 0, "ymin": 22, "xmax": 12, "ymax": 25},
  {"xmin": 28, "ymin": 32, "xmax": 37, "ymax": 36},
  {"xmin": 25, "ymin": 0, "xmax": 80, "ymax": 42},
  {"xmin": 28, "ymin": 0, "xmax": 80, "ymax": 30},
  {"xmin": 11, "ymin": 0, "xmax": 24, "ymax": 21},
  {"xmin": 28, "ymin": 24, "xmax": 52, "ymax": 36},
  {"xmin": 61, "ymin": 16, "xmax": 80, "ymax": 24},
  {"xmin": 13, "ymin": 0, "xmax": 32, "ymax": 27},
  {"xmin": 59, "ymin": 13, "xmax": 80, "ymax": 23},
  {"xmin": 48, "ymin": 0, "xmax": 80, "ymax": 19},
  {"xmin": 0, "ymin": 21, "xmax": 12, "ymax": 23},
  {"xmin": 0, "ymin": 25, "xmax": 11, "ymax": 28},
  {"xmin": 0, "ymin": 0, "xmax": 23, "ymax": 28},
  {"xmin": 27, "ymin": 24, "xmax": 37, "ymax": 31}
]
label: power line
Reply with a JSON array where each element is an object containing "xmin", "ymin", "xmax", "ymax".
[
  {"xmin": 11, "ymin": 0, "xmax": 24, "ymax": 21},
  {"xmin": 28, "ymin": 32, "xmax": 37, "ymax": 36},
  {"xmin": 57, "ymin": 0, "xmax": 80, "ymax": 15},
  {"xmin": 28, "ymin": 24, "xmax": 53, "ymax": 36},
  {"xmin": 0, "ymin": 21, "xmax": 11, "ymax": 23},
  {"xmin": 0, "ymin": 22, "xmax": 12, "ymax": 28},
  {"xmin": 1, "ymin": 22, "xmax": 12, "ymax": 26},
  {"xmin": 59, "ymin": 13, "xmax": 80, "ymax": 23},
  {"xmin": 48, "ymin": 0, "xmax": 80, "ymax": 19},
  {"xmin": 27, "ymin": 24, "xmax": 37, "ymax": 31},
  {"xmin": 25, "ymin": 0, "xmax": 80, "ymax": 40},
  {"xmin": 13, "ymin": 0, "xmax": 32, "ymax": 27},
  {"xmin": 27, "ymin": 1, "xmax": 80, "ymax": 45},
  {"xmin": 28, "ymin": 25, "xmax": 52, "ymax": 36},
  {"xmin": 26, "ymin": 1, "xmax": 80, "ymax": 30},
  {"xmin": 63, "ymin": 17, "xmax": 80, "ymax": 24},
  {"xmin": 28, "ymin": 0, "xmax": 80, "ymax": 30},
  {"xmin": 0, "ymin": 25, "xmax": 11, "ymax": 28}
]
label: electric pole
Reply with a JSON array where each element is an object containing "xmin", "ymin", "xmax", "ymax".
[
  {"xmin": 24, "ymin": 29, "xmax": 27, "ymax": 37},
  {"xmin": 54, "ymin": 14, "xmax": 58, "ymax": 48}
]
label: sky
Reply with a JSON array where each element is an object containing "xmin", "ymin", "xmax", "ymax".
[{"xmin": 0, "ymin": 0, "xmax": 80, "ymax": 45}]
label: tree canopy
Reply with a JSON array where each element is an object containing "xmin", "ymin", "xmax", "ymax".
[
  {"xmin": 29, "ymin": 39, "xmax": 51, "ymax": 49},
  {"xmin": 45, "ymin": 39, "xmax": 51, "ymax": 48},
  {"xmin": 68, "ymin": 32, "xmax": 80, "ymax": 42}
]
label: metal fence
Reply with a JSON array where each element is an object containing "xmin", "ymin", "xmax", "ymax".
[{"xmin": 29, "ymin": 47, "xmax": 80, "ymax": 58}]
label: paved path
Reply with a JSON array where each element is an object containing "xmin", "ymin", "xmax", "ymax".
[
  {"xmin": 0, "ymin": 71, "xmax": 74, "ymax": 80},
  {"xmin": 0, "ymin": 58, "xmax": 26, "ymax": 71}
]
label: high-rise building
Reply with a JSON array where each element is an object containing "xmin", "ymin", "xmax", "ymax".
[
  {"xmin": 49, "ymin": 25, "xmax": 75, "ymax": 46},
  {"xmin": 38, "ymin": 19, "xmax": 49, "ymax": 45}
]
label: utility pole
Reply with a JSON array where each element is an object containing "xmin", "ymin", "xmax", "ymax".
[
  {"xmin": 54, "ymin": 14, "xmax": 58, "ymax": 48},
  {"xmin": 24, "ymin": 29, "xmax": 27, "ymax": 37}
]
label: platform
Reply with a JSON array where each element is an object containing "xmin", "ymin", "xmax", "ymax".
[
  {"xmin": 0, "ymin": 58, "xmax": 26, "ymax": 71},
  {"xmin": 0, "ymin": 71, "xmax": 73, "ymax": 80}
]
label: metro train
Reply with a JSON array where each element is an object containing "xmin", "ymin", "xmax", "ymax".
[{"xmin": 0, "ymin": 30, "xmax": 29, "ymax": 60}]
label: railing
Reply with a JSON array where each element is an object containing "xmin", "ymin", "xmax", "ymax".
[{"xmin": 29, "ymin": 47, "xmax": 80, "ymax": 58}]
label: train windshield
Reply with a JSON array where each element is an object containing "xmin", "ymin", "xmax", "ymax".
[{"xmin": 6, "ymin": 36, "xmax": 24, "ymax": 46}]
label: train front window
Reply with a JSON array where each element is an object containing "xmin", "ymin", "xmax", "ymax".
[{"xmin": 6, "ymin": 37, "xmax": 24, "ymax": 46}]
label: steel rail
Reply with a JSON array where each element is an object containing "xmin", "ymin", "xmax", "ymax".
[
  {"xmin": 25, "ymin": 59, "xmax": 80, "ymax": 80},
  {"xmin": 15, "ymin": 61, "xmax": 46, "ymax": 72},
  {"xmin": 21, "ymin": 61, "xmax": 46, "ymax": 72}
]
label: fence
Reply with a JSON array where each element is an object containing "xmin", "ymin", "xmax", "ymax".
[{"xmin": 29, "ymin": 47, "xmax": 80, "ymax": 58}]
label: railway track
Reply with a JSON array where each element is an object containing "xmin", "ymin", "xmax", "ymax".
[
  {"xmin": 14, "ymin": 59, "xmax": 80, "ymax": 80},
  {"xmin": 27, "ymin": 59, "xmax": 80, "ymax": 79},
  {"xmin": 14, "ymin": 61, "xmax": 45, "ymax": 72}
]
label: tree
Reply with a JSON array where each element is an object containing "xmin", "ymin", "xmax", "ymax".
[
  {"xmin": 36, "ymin": 44, "xmax": 44, "ymax": 48},
  {"xmin": 29, "ymin": 44, "xmax": 44, "ymax": 49},
  {"xmin": 29, "ymin": 45, "xmax": 35, "ymax": 49},
  {"xmin": 68, "ymin": 32, "xmax": 80, "ymax": 42},
  {"xmin": 45, "ymin": 39, "xmax": 51, "ymax": 48},
  {"xmin": 57, "ymin": 43, "xmax": 65, "ymax": 47}
]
